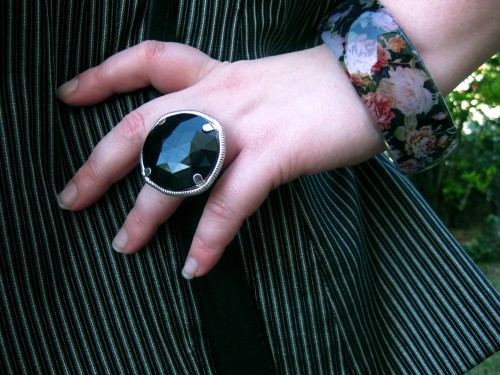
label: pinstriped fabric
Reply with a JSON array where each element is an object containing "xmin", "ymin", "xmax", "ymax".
[
  {"xmin": 177, "ymin": 0, "xmax": 333, "ymax": 60},
  {"xmin": 237, "ymin": 156, "xmax": 499, "ymax": 374},
  {"xmin": 307, "ymin": 157, "xmax": 500, "ymax": 373},
  {"xmin": 1, "ymin": 1, "xmax": 499, "ymax": 375},
  {"xmin": 1, "ymin": 0, "xmax": 215, "ymax": 373},
  {"xmin": 355, "ymin": 157, "xmax": 500, "ymax": 372}
]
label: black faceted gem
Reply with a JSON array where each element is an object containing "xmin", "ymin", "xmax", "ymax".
[{"xmin": 142, "ymin": 113, "xmax": 220, "ymax": 191}]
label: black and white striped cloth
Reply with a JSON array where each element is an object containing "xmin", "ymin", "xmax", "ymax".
[{"xmin": 1, "ymin": 0, "xmax": 498, "ymax": 373}]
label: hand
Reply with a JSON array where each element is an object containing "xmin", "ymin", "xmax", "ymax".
[{"xmin": 57, "ymin": 41, "xmax": 384, "ymax": 278}]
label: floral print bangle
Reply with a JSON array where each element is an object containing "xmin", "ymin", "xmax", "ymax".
[{"xmin": 319, "ymin": 0, "xmax": 457, "ymax": 174}]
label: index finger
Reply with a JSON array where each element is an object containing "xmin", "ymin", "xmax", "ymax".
[
  {"xmin": 57, "ymin": 90, "xmax": 200, "ymax": 211},
  {"xmin": 56, "ymin": 41, "xmax": 217, "ymax": 106}
]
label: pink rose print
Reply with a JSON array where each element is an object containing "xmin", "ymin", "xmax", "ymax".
[
  {"xmin": 378, "ymin": 66, "xmax": 434, "ymax": 116},
  {"xmin": 362, "ymin": 92, "xmax": 395, "ymax": 129},
  {"xmin": 344, "ymin": 33, "xmax": 377, "ymax": 74},
  {"xmin": 371, "ymin": 44, "xmax": 389, "ymax": 73},
  {"xmin": 321, "ymin": 0, "xmax": 458, "ymax": 173}
]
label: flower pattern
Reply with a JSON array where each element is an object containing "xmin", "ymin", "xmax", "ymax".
[
  {"xmin": 370, "ymin": 9, "xmax": 398, "ymax": 32},
  {"xmin": 320, "ymin": 0, "xmax": 457, "ymax": 174},
  {"xmin": 396, "ymin": 123, "xmax": 437, "ymax": 159},
  {"xmin": 378, "ymin": 66, "xmax": 434, "ymax": 116},
  {"xmin": 362, "ymin": 92, "xmax": 395, "ymax": 129},
  {"xmin": 344, "ymin": 33, "xmax": 378, "ymax": 74},
  {"xmin": 387, "ymin": 36, "xmax": 406, "ymax": 53},
  {"xmin": 371, "ymin": 43, "xmax": 389, "ymax": 73}
]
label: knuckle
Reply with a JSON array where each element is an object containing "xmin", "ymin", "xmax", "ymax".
[
  {"xmin": 191, "ymin": 234, "xmax": 217, "ymax": 257},
  {"xmin": 197, "ymin": 61, "xmax": 245, "ymax": 98},
  {"xmin": 206, "ymin": 61, "xmax": 247, "ymax": 92},
  {"xmin": 92, "ymin": 62, "xmax": 113, "ymax": 86},
  {"xmin": 79, "ymin": 155, "xmax": 106, "ymax": 187},
  {"xmin": 128, "ymin": 209, "xmax": 149, "ymax": 231},
  {"xmin": 128, "ymin": 202, "xmax": 155, "ymax": 232},
  {"xmin": 137, "ymin": 40, "xmax": 167, "ymax": 65},
  {"xmin": 117, "ymin": 111, "xmax": 148, "ymax": 148},
  {"xmin": 196, "ymin": 61, "xmax": 260, "ymax": 121},
  {"xmin": 204, "ymin": 195, "xmax": 238, "ymax": 226}
]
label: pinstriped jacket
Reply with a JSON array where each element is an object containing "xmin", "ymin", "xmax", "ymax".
[{"xmin": 1, "ymin": 0, "xmax": 499, "ymax": 373}]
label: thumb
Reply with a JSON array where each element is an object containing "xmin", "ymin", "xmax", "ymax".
[{"xmin": 56, "ymin": 41, "xmax": 217, "ymax": 106}]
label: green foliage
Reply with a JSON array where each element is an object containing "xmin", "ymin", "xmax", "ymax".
[
  {"xmin": 462, "ymin": 215, "xmax": 500, "ymax": 262},
  {"xmin": 411, "ymin": 54, "xmax": 499, "ymax": 261},
  {"xmin": 443, "ymin": 54, "xmax": 500, "ymax": 214},
  {"xmin": 432, "ymin": 56, "xmax": 500, "ymax": 373}
]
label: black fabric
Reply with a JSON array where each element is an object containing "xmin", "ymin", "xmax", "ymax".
[
  {"xmin": 146, "ymin": 0, "xmax": 178, "ymax": 42},
  {"xmin": 145, "ymin": 1, "xmax": 276, "ymax": 373},
  {"xmin": 177, "ymin": 195, "xmax": 275, "ymax": 375},
  {"xmin": 145, "ymin": 0, "xmax": 178, "ymax": 101}
]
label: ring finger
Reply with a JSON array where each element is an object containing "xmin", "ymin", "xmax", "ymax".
[{"xmin": 111, "ymin": 184, "xmax": 183, "ymax": 253}]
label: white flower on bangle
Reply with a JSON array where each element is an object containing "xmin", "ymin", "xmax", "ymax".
[
  {"xmin": 433, "ymin": 112, "xmax": 448, "ymax": 121},
  {"xmin": 395, "ymin": 123, "xmax": 437, "ymax": 159},
  {"xmin": 378, "ymin": 66, "xmax": 433, "ymax": 116},
  {"xmin": 371, "ymin": 9, "xmax": 398, "ymax": 32},
  {"xmin": 344, "ymin": 33, "xmax": 377, "ymax": 74},
  {"xmin": 322, "ymin": 32, "xmax": 345, "ymax": 58}
]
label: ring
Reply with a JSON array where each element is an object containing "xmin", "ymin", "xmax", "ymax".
[{"xmin": 140, "ymin": 110, "xmax": 226, "ymax": 196}]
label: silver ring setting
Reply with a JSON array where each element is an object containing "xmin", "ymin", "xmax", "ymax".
[{"xmin": 140, "ymin": 110, "xmax": 225, "ymax": 196}]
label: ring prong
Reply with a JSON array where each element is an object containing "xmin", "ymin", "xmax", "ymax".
[
  {"xmin": 202, "ymin": 123, "xmax": 214, "ymax": 133},
  {"xmin": 193, "ymin": 173, "xmax": 204, "ymax": 185}
]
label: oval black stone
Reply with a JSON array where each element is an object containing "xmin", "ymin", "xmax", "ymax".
[{"xmin": 142, "ymin": 113, "xmax": 220, "ymax": 191}]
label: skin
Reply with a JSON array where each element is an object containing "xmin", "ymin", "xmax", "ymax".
[{"xmin": 57, "ymin": 0, "xmax": 500, "ymax": 279}]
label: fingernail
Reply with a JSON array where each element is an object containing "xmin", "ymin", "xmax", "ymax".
[
  {"xmin": 112, "ymin": 227, "xmax": 128, "ymax": 253},
  {"xmin": 181, "ymin": 257, "xmax": 198, "ymax": 280},
  {"xmin": 57, "ymin": 77, "xmax": 79, "ymax": 99},
  {"xmin": 57, "ymin": 182, "xmax": 77, "ymax": 209}
]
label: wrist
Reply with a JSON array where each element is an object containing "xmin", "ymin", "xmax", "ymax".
[{"xmin": 314, "ymin": 44, "xmax": 386, "ymax": 156}]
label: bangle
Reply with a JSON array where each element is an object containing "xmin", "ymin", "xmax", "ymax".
[{"xmin": 319, "ymin": 0, "xmax": 457, "ymax": 174}]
